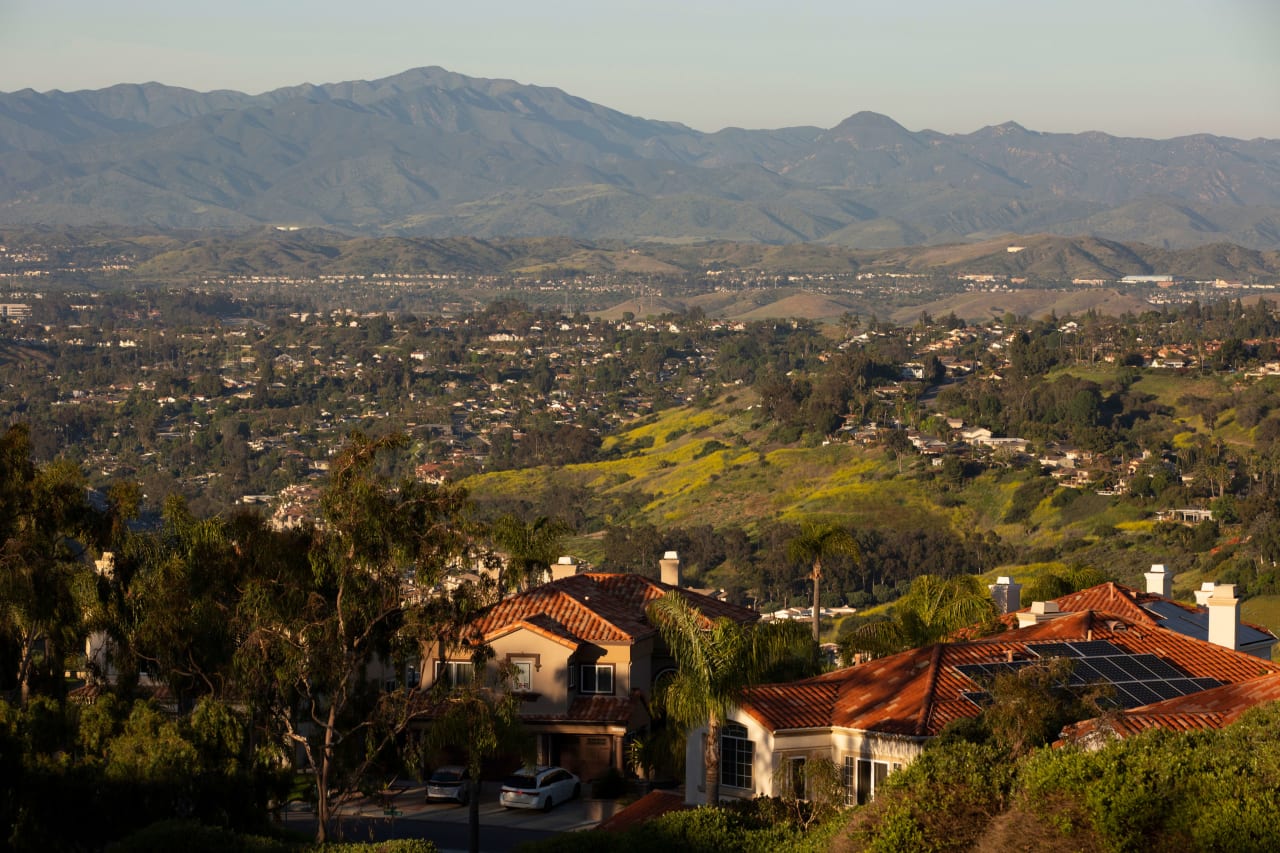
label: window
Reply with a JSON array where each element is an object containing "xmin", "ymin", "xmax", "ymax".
[
  {"xmin": 435, "ymin": 660, "xmax": 474, "ymax": 688},
  {"xmin": 510, "ymin": 660, "xmax": 533, "ymax": 692},
  {"xmin": 788, "ymin": 757, "xmax": 806, "ymax": 800},
  {"xmin": 580, "ymin": 664, "xmax": 614, "ymax": 694},
  {"xmin": 844, "ymin": 757, "xmax": 898, "ymax": 805},
  {"xmin": 721, "ymin": 722, "xmax": 754, "ymax": 790}
]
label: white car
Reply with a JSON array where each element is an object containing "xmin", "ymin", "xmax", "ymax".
[
  {"xmin": 425, "ymin": 765, "xmax": 470, "ymax": 804},
  {"xmin": 499, "ymin": 766, "xmax": 581, "ymax": 811}
]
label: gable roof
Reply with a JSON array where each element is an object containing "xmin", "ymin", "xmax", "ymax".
[
  {"xmin": 1009, "ymin": 582, "xmax": 1276, "ymax": 651},
  {"xmin": 1061, "ymin": 673, "xmax": 1280, "ymax": 741},
  {"xmin": 739, "ymin": 610, "xmax": 1280, "ymax": 738},
  {"xmin": 472, "ymin": 572, "xmax": 758, "ymax": 647}
]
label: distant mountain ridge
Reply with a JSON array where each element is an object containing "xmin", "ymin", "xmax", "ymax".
[{"xmin": 2, "ymin": 66, "xmax": 1279, "ymax": 249}]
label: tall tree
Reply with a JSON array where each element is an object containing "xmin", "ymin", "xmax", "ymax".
[
  {"xmin": 420, "ymin": 662, "xmax": 527, "ymax": 853},
  {"xmin": 841, "ymin": 574, "xmax": 998, "ymax": 661},
  {"xmin": 646, "ymin": 591, "xmax": 810, "ymax": 806},
  {"xmin": 236, "ymin": 432, "xmax": 472, "ymax": 842},
  {"xmin": 786, "ymin": 521, "xmax": 860, "ymax": 646},
  {"xmin": 490, "ymin": 514, "xmax": 571, "ymax": 593},
  {"xmin": 0, "ymin": 426, "xmax": 95, "ymax": 704}
]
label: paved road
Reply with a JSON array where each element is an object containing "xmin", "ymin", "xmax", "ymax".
[{"xmin": 281, "ymin": 783, "xmax": 622, "ymax": 853}]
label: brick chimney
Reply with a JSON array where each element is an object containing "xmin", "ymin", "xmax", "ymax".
[
  {"xmin": 988, "ymin": 576, "xmax": 1021, "ymax": 614},
  {"xmin": 550, "ymin": 555, "xmax": 579, "ymax": 581},
  {"xmin": 659, "ymin": 551, "xmax": 681, "ymax": 587},
  {"xmin": 1015, "ymin": 600, "xmax": 1065, "ymax": 629},
  {"xmin": 1144, "ymin": 564, "xmax": 1172, "ymax": 598},
  {"xmin": 1194, "ymin": 582, "xmax": 1216, "ymax": 606},
  {"xmin": 1207, "ymin": 584, "xmax": 1239, "ymax": 651}
]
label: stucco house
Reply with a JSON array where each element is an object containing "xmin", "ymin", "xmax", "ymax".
[
  {"xmin": 683, "ymin": 607, "xmax": 1280, "ymax": 806},
  {"xmin": 424, "ymin": 553, "xmax": 758, "ymax": 781}
]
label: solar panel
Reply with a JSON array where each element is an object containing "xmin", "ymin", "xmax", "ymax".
[
  {"xmin": 1112, "ymin": 657, "xmax": 1159, "ymax": 680},
  {"xmin": 1072, "ymin": 661, "xmax": 1105, "ymax": 682},
  {"xmin": 1109, "ymin": 685, "xmax": 1145, "ymax": 709},
  {"xmin": 1123, "ymin": 683, "xmax": 1164, "ymax": 707},
  {"xmin": 1163, "ymin": 678, "xmax": 1201, "ymax": 696},
  {"xmin": 962, "ymin": 691, "xmax": 991, "ymax": 707},
  {"xmin": 1086, "ymin": 658, "xmax": 1132, "ymax": 683},
  {"xmin": 1029, "ymin": 642, "xmax": 1079, "ymax": 659},
  {"xmin": 1192, "ymin": 677, "xmax": 1224, "ymax": 691},
  {"xmin": 1146, "ymin": 680, "xmax": 1187, "ymax": 702},
  {"xmin": 1131, "ymin": 655, "xmax": 1185, "ymax": 680},
  {"xmin": 1068, "ymin": 640, "xmax": 1124, "ymax": 657}
]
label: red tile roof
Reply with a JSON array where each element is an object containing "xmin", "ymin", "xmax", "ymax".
[
  {"xmin": 595, "ymin": 789, "xmax": 689, "ymax": 831},
  {"xmin": 472, "ymin": 573, "xmax": 757, "ymax": 647},
  {"xmin": 1062, "ymin": 673, "xmax": 1280, "ymax": 740},
  {"xmin": 739, "ymin": 611, "xmax": 1280, "ymax": 738},
  {"xmin": 521, "ymin": 695, "xmax": 640, "ymax": 725}
]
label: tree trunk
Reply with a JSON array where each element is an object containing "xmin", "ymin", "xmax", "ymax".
[
  {"xmin": 705, "ymin": 713, "xmax": 721, "ymax": 806},
  {"xmin": 315, "ymin": 704, "xmax": 338, "ymax": 843},
  {"xmin": 468, "ymin": 776, "xmax": 481, "ymax": 853},
  {"xmin": 811, "ymin": 559, "xmax": 822, "ymax": 646}
]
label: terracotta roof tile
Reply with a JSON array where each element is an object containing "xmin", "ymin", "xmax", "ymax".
[
  {"xmin": 521, "ymin": 695, "xmax": 639, "ymax": 725},
  {"xmin": 472, "ymin": 573, "xmax": 757, "ymax": 647},
  {"xmin": 596, "ymin": 789, "xmax": 689, "ymax": 832},
  {"xmin": 740, "ymin": 610, "xmax": 1280, "ymax": 738},
  {"xmin": 1063, "ymin": 673, "xmax": 1280, "ymax": 740}
]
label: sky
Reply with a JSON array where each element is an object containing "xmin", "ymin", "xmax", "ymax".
[{"xmin": 2, "ymin": 0, "xmax": 1277, "ymax": 139}]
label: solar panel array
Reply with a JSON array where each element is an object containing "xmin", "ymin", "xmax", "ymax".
[{"xmin": 956, "ymin": 639, "xmax": 1222, "ymax": 710}]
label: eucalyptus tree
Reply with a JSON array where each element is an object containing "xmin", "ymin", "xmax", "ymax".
[
  {"xmin": 235, "ymin": 432, "xmax": 474, "ymax": 843},
  {"xmin": 0, "ymin": 425, "xmax": 96, "ymax": 704},
  {"xmin": 646, "ymin": 590, "xmax": 811, "ymax": 806}
]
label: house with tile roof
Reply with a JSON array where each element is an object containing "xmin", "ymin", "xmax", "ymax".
[
  {"xmin": 994, "ymin": 564, "xmax": 1278, "ymax": 659},
  {"xmin": 682, "ymin": 609, "xmax": 1280, "ymax": 806},
  {"xmin": 425, "ymin": 554, "xmax": 759, "ymax": 782}
]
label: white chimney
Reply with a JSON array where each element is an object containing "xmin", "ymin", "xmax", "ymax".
[
  {"xmin": 1016, "ymin": 600, "xmax": 1065, "ymax": 629},
  {"xmin": 659, "ymin": 551, "xmax": 681, "ymax": 587},
  {"xmin": 1144, "ymin": 564, "xmax": 1172, "ymax": 598},
  {"xmin": 1207, "ymin": 584, "xmax": 1239, "ymax": 651},
  {"xmin": 988, "ymin": 576, "xmax": 1022, "ymax": 614},
  {"xmin": 551, "ymin": 555, "xmax": 579, "ymax": 581},
  {"xmin": 1194, "ymin": 582, "xmax": 1216, "ymax": 606}
]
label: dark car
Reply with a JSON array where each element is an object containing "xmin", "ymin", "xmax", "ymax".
[{"xmin": 426, "ymin": 765, "xmax": 470, "ymax": 804}]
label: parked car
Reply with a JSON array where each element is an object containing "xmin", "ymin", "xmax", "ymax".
[
  {"xmin": 499, "ymin": 766, "xmax": 580, "ymax": 811},
  {"xmin": 426, "ymin": 765, "xmax": 470, "ymax": 804}
]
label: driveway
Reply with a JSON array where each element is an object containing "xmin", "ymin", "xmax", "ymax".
[{"xmin": 282, "ymin": 782, "xmax": 624, "ymax": 852}]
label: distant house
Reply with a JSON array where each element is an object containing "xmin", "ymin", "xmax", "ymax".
[{"xmin": 424, "ymin": 554, "xmax": 758, "ymax": 781}]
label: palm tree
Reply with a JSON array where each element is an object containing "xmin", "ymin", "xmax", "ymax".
[
  {"xmin": 646, "ymin": 591, "xmax": 810, "ymax": 806},
  {"xmin": 841, "ymin": 574, "xmax": 998, "ymax": 660},
  {"xmin": 490, "ymin": 514, "xmax": 571, "ymax": 593},
  {"xmin": 786, "ymin": 521, "xmax": 860, "ymax": 646}
]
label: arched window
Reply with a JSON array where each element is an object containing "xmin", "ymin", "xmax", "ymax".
[{"xmin": 721, "ymin": 721, "xmax": 753, "ymax": 790}]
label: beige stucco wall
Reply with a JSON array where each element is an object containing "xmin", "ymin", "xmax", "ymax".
[{"xmin": 682, "ymin": 712, "xmax": 927, "ymax": 806}]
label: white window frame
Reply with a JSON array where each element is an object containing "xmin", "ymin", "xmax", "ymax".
[
  {"xmin": 510, "ymin": 659, "xmax": 534, "ymax": 692},
  {"xmin": 844, "ymin": 757, "xmax": 899, "ymax": 805},
  {"xmin": 721, "ymin": 721, "xmax": 754, "ymax": 790}
]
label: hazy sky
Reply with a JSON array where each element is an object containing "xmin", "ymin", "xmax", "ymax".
[{"xmin": 2, "ymin": 0, "xmax": 1277, "ymax": 139}]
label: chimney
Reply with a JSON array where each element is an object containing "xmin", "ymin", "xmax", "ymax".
[
  {"xmin": 551, "ymin": 555, "xmax": 579, "ymax": 581},
  {"xmin": 988, "ymin": 576, "xmax": 1022, "ymax": 614},
  {"xmin": 1015, "ymin": 600, "xmax": 1065, "ymax": 629},
  {"xmin": 1144, "ymin": 564, "xmax": 1172, "ymax": 598},
  {"xmin": 1207, "ymin": 584, "xmax": 1239, "ymax": 651},
  {"xmin": 659, "ymin": 551, "xmax": 681, "ymax": 587},
  {"xmin": 1194, "ymin": 582, "xmax": 1216, "ymax": 606}
]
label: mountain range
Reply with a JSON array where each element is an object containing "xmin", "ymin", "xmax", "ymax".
[{"xmin": 2, "ymin": 66, "xmax": 1279, "ymax": 249}]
